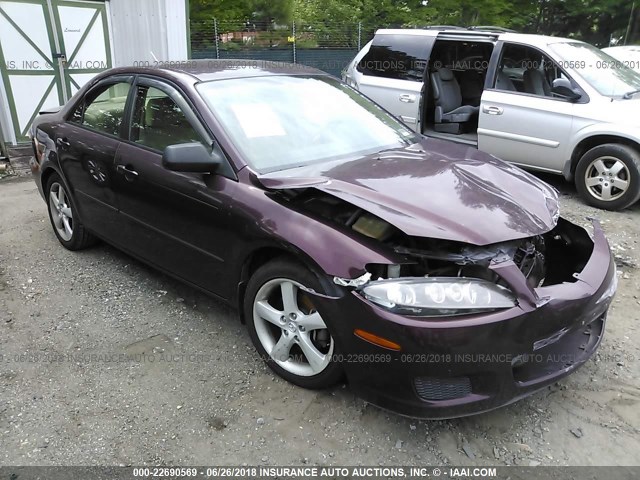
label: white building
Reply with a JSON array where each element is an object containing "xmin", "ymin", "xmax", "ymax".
[{"xmin": 0, "ymin": 0, "xmax": 190, "ymax": 147}]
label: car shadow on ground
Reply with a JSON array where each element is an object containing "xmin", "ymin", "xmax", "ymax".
[{"xmin": 94, "ymin": 235, "xmax": 547, "ymax": 425}]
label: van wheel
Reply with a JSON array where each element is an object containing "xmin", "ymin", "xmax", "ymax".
[{"xmin": 575, "ymin": 143, "xmax": 640, "ymax": 210}]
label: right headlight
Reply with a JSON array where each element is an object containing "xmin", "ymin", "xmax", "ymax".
[{"xmin": 360, "ymin": 277, "xmax": 517, "ymax": 317}]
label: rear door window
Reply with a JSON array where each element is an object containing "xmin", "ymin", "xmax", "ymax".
[
  {"xmin": 430, "ymin": 40, "xmax": 494, "ymax": 72},
  {"xmin": 357, "ymin": 34, "xmax": 431, "ymax": 81},
  {"xmin": 70, "ymin": 82, "xmax": 131, "ymax": 137}
]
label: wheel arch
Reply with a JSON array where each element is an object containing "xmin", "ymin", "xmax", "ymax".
[
  {"xmin": 566, "ymin": 134, "xmax": 640, "ymax": 181},
  {"xmin": 40, "ymin": 165, "xmax": 86, "ymax": 225},
  {"xmin": 40, "ymin": 165, "xmax": 59, "ymax": 195},
  {"xmin": 235, "ymin": 244, "xmax": 339, "ymax": 324}
]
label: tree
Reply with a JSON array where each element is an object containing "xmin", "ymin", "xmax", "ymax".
[
  {"xmin": 191, "ymin": 0, "xmax": 294, "ymax": 25},
  {"xmin": 527, "ymin": 0, "xmax": 636, "ymax": 46},
  {"xmin": 252, "ymin": 0, "xmax": 294, "ymax": 25},
  {"xmin": 418, "ymin": 0, "xmax": 536, "ymax": 28},
  {"xmin": 294, "ymin": 0, "xmax": 364, "ymax": 24},
  {"xmin": 192, "ymin": 0, "xmax": 640, "ymax": 47},
  {"xmin": 190, "ymin": 0, "xmax": 252, "ymax": 23}
]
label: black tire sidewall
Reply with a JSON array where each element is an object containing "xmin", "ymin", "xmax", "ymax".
[
  {"xmin": 575, "ymin": 144, "xmax": 640, "ymax": 210},
  {"xmin": 244, "ymin": 258, "xmax": 343, "ymax": 389}
]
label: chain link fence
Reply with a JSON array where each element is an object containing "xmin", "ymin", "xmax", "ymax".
[{"xmin": 190, "ymin": 20, "xmax": 381, "ymax": 77}]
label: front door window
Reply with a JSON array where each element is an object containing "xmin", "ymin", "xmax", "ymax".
[
  {"xmin": 130, "ymin": 86, "xmax": 204, "ymax": 152},
  {"xmin": 495, "ymin": 43, "xmax": 572, "ymax": 100}
]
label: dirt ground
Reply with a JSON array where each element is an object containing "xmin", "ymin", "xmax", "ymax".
[{"xmin": 0, "ymin": 171, "xmax": 639, "ymax": 467}]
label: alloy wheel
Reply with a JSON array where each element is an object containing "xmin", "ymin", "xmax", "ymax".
[
  {"xmin": 584, "ymin": 155, "xmax": 631, "ymax": 202},
  {"xmin": 252, "ymin": 278, "xmax": 334, "ymax": 377},
  {"xmin": 48, "ymin": 182, "xmax": 73, "ymax": 241}
]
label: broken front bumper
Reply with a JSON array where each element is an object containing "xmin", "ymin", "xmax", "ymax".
[{"xmin": 313, "ymin": 220, "xmax": 615, "ymax": 419}]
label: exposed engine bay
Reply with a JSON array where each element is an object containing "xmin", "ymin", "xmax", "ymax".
[{"xmin": 277, "ymin": 189, "xmax": 594, "ymax": 287}]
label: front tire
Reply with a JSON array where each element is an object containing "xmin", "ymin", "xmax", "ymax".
[
  {"xmin": 244, "ymin": 259, "xmax": 343, "ymax": 389},
  {"xmin": 575, "ymin": 143, "xmax": 640, "ymax": 210},
  {"xmin": 45, "ymin": 173, "xmax": 96, "ymax": 250}
]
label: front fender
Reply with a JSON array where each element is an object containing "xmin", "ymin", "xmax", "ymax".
[
  {"xmin": 571, "ymin": 123, "xmax": 640, "ymax": 150},
  {"xmin": 232, "ymin": 170, "xmax": 406, "ymax": 281}
]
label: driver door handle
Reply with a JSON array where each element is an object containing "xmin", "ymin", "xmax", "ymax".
[{"xmin": 482, "ymin": 105, "xmax": 504, "ymax": 115}]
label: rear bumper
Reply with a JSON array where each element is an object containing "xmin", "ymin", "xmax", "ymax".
[
  {"xmin": 313, "ymin": 221, "xmax": 615, "ymax": 419},
  {"xmin": 31, "ymin": 156, "xmax": 45, "ymax": 199}
]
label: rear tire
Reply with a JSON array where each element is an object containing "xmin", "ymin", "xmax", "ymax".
[
  {"xmin": 575, "ymin": 143, "xmax": 640, "ymax": 210},
  {"xmin": 45, "ymin": 173, "xmax": 96, "ymax": 250},
  {"xmin": 244, "ymin": 258, "xmax": 343, "ymax": 389}
]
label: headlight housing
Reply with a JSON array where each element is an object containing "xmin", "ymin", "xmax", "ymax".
[{"xmin": 360, "ymin": 277, "xmax": 517, "ymax": 317}]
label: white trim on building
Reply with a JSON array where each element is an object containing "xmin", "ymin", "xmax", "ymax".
[{"xmin": 0, "ymin": 0, "xmax": 189, "ymax": 147}]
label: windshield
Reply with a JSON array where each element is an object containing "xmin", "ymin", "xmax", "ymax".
[
  {"xmin": 197, "ymin": 76, "xmax": 417, "ymax": 173},
  {"xmin": 603, "ymin": 47, "xmax": 640, "ymax": 65},
  {"xmin": 550, "ymin": 41, "xmax": 640, "ymax": 97}
]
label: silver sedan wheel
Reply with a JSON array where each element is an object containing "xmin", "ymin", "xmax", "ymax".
[
  {"xmin": 253, "ymin": 278, "xmax": 334, "ymax": 377},
  {"xmin": 48, "ymin": 182, "xmax": 73, "ymax": 241},
  {"xmin": 584, "ymin": 156, "xmax": 630, "ymax": 202}
]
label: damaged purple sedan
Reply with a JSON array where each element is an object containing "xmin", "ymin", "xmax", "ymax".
[{"xmin": 30, "ymin": 61, "xmax": 616, "ymax": 418}]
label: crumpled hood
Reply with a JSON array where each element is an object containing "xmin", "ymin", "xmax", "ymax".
[{"xmin": 258, "ymin": 138, "xmax": 559, "ymax": 245}]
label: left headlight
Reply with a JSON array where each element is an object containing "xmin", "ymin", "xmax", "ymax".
[{"xmin": 360, "ymin": 277, "xmax": 517, "ymax": 317}]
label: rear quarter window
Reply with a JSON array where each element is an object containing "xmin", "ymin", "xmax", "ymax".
[{"xmin": 357, "ymin": 34, "xmax": 430, "ymax": 82}]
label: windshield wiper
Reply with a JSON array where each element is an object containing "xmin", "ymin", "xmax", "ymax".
[{"xmin": 622, "ymin": 89, "xmax": 640, "ymax": 99}]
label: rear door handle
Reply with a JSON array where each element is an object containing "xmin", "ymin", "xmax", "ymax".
[
  {"xmin": 56, "ymin": 137, "xmax": 71, "ymax": 149},
  {"xmin": 116, "ymin": 164, "xmax": 139, "ymax": 178},
  {"xmin": 399, "ymin": 94, "xmax": 416, "ymax": 103},
  {"xmin": 482, "ymin": 105, "xmax": 504, "ymax": 115}
]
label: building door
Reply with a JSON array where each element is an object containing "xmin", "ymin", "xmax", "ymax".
[{"xmin": 0, "ymin": 0, "xmax": 112, "ymax": 144}]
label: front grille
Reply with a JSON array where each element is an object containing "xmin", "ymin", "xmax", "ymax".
[{"xmin": 414, "ymin": 376, "xmax": 472, "ymax": 401}]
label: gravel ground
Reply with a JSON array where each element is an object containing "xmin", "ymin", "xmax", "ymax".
[{"xmin": 0, "ymin": 172, "xmax": 639, "ymax": 467}]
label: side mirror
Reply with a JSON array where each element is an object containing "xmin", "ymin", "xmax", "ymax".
[
  {"xmin": 162, "ymin": 142, "xmax": 223, "ymax": 173},
  {"xmin": 552, "ymin": 78, "xmax": 582, "ymax": 102}
]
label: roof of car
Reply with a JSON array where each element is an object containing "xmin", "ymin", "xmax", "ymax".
[
  {"xmin": 117, "ymin": 59, "xmax": 329, "ymax": 82},
  {"xmin": 375, "ymin": 29, "xmax": 578, "ymax": 47}
]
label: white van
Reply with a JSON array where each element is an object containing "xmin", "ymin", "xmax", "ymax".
[
  {"xmin": 602, "ymin": 46, "xmax": 640, "ymax": 73},
  {"xmin": 343, "ymin": 29, "xmax": 640, "ymax": 210}
]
